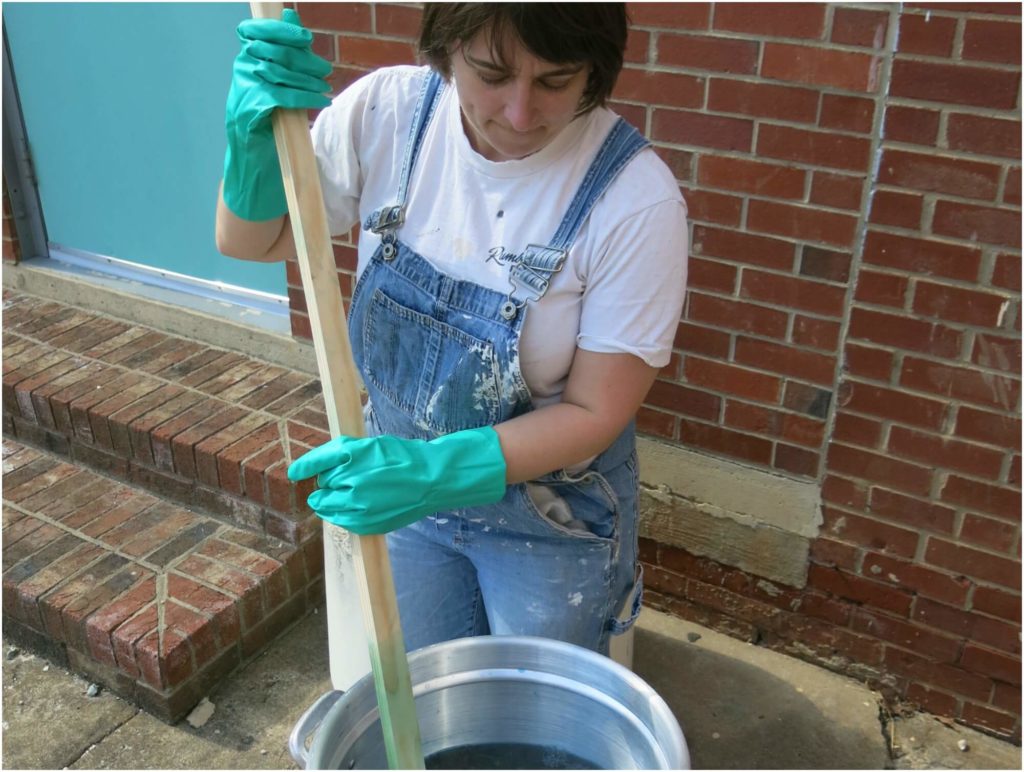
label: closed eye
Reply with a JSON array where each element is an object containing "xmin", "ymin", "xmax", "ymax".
[
  {"xmin": 478, "ymin": 72, "xmax": 575, "ymax": 91},
  {"xmin": 464, "ymin": 50, "xmax": 583, "ymax": 91},
  {"xmin": 478, "ymin": 72, "xmax": 510, "ymax": 86},
  {"xmin": 538, "ymin": 78, "xmax": 573, "ymax": 91}
]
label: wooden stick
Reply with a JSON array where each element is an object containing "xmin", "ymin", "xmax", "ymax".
[{"xmin": 247, "ymin": 3, "xmax": 424, "ymax": 768}]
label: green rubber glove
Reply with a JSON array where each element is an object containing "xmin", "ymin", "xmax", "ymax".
[
  {"xmin": 287, "ymin": 427, "xmax": 508, "ymax": 535},
  {"xmin": 222, "ymin": 8, "xmax": 332, "ymax": 221}
]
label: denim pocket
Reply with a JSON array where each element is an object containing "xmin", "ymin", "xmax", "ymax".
[
  {"xmin": 521, "ymin": 469, "xmax": 620, "ymax": 541},
  {"xmin": 362, "ymin": 288, "xmax": 501, "ymax": 434}
]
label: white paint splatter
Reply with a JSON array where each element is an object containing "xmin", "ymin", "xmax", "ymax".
[
  {"xmin": 466, "ymin": 341, "xmax": 501, "ymax": 418},
  {"xmin": 471, "ymin": 371, "xmax": 497, "ymax": 416},
  {"xmin": 500, "ymin": 348, "xmax": 527, "ymax": 403},
  {"xmin": 420, "ymin": 386, "xmax": 444, "ymax": 432}
]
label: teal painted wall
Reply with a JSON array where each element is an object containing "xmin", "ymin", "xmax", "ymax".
[{"xmin": 3, "ymin": 2, "xmax": 285, "ymax": 296}]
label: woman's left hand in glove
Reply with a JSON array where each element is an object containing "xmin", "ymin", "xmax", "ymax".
[{"xmin": 287, "ymin": 426, "xmax": 508, "ymax": 535}]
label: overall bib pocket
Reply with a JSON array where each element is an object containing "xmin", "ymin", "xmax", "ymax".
[{"xmin": 362, "ymin": 287, "xmax": 502, "ymax": 435}]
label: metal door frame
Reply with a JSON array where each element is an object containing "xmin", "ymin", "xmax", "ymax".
[{"xmin": 2, "ymin": 24, "xmax": 48, "ymax": 262}]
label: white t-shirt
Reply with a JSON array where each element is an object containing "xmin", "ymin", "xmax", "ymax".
[{"xmin": 312, "ymin": 65, "xmax": 688, "ymax": 406}]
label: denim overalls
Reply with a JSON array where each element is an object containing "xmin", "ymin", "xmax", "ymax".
[{"xmin": 348, "ymin": 71, "xmax": 650, "ymax": 655}]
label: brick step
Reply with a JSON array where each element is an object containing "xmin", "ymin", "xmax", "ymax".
[
  {"xmin": 2, "ymin": 290, "xmax": 330, "ymax": 545},
  {"xmin": 2, "ymin": 439, "xmax": 324, "ymax": 721},
  {"xmin": 1, "ymin": 289, "xmax": 336, "ymax": 721}
]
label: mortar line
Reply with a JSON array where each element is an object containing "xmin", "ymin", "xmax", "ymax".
[
  {"xmin": 6, "ymin": 315, "xmax": 330, "ymax": 478},
  {"xmin": 4, "ymin": 304, "xmax": 328, "ymax": 436},
  {"xmin": 3, "ymin": 489, "xmax": 296, "ymax": 683},
  {"xmin": 3, "ymin": 498, "xmax": 229, "ymax": 577},
  {"xmin": 5, "ymin": 495, "xmax": 288, "ymax": 594},
  {"xmin": 5, "ymin": 470, "xmax": 298, "ymax": 591},
  {"xmin": 155, "ymin": 571, "xmax": 167, "ymax": 653},
  {"xmin": 278, "ymin": 418, "xmax": 293, "ymax": 465},
  {"xmin": 816, "ymin": 1, "xmax": 904, "ymax": 484}
]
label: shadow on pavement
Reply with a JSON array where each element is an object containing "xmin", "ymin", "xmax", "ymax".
[{"xmin": 634, "ymin": 626, "xmax": 890, "ymax": 770}]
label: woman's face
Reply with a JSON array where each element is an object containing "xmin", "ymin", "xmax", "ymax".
[{"xmin": 450, "ymin": 27, "xmax": 591, "ymax": 162}]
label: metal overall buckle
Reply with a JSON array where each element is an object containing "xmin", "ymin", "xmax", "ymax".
[
  {"xmin": 365, "ymin": 205, "xmax": 405, "ymax": 261},
  {"xmin": 500, "ymin": 244, "xmax": 567, "ymax": 320}
]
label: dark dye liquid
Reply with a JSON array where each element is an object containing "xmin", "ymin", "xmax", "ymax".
[{"xmin": 425, "ymin": 743, "xmax": 600, "ymax": 770}]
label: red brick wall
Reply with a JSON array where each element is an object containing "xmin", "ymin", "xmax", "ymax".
[
  {"xmin": 820, "ymin": 2, "xmax": 1022, "ymax": 737},
  {"xmin": 290, "ymin": 2, "xmax": 1021, "ymax": 738}
]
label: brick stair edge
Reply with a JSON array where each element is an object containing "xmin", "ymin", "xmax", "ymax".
[
  {"xmin": 3, "ymin": 572, "xmax": 325, "ymax": 723},
  {"xmin": 2, "ymin": 439, "xmax": 327, "ymax": 722},
  {"xmin": 2, "ymin": 305, "xmax": 325, "ymax": 547},
  {"xmin": 6, "ymin": 410, "xmax": 320, "ymax": 547},
  {"xmin": 1, "ymin": 291, "xmax": 340, "ymax": 721},
  {"xmin": 1, "ymin": 438, "xmax": 327, "ymax": 720}
]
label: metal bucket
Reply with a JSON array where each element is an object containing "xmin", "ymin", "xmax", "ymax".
[{"xmin": 291, "ymin": 635, "xmax": 689, "ymax": 770}]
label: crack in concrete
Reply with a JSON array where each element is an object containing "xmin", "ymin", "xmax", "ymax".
[
  {"xmin": 878, "ymin": 700, "xmax": 899, "ymax": 769},
  {"xmin": 64, "ymin": 705, "xmax": 142, "ymax": 769}
]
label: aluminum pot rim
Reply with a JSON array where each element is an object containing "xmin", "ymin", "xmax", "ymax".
[{"xmin": 307, "ymin": 635, "xmax": 688, "ymax": 770}]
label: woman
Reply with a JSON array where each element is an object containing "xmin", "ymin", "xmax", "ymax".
[{"xmin": 216, "ymin": 3, "xmax": 688, "ymax": 656}]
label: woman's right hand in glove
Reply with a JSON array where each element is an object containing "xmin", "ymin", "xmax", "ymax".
[{"xmin": 222, "ymin": 8, "xmax": 332, "ymax": 222}]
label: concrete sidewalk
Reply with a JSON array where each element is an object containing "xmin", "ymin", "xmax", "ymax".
[{"xmin": 2, "ymin": 606, "xmax": 1019, "ymax": 770}]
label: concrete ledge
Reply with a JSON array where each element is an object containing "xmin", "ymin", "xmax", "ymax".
[
  {"xmin": 639, "ymin": 488, "xmax": 812, "ymax": 588},
  {"xmin": 3, "ymin": 259, "xmax": 317, "ymax": 375},
  {"xmin": 637, "ymin": 436, "xmax": 822, "ymax": 587}
]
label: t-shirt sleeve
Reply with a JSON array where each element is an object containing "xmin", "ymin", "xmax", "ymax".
[
  {"xmin": 310, "ymin": 74, "xmax": 375, "ymax": 236},
  {"xmin": 310, "ymin": 67, "xmax": 425, "ymax": 238},
  {"xmin": 576, "ymin": 196, "xmax": 689, "ymax": 368}
]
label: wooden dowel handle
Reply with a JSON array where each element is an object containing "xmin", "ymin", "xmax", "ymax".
[{"xmin": 247, "ymin": 4, "xmax": 424, "ymax": 768}]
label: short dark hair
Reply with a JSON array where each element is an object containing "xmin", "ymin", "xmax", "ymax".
[{"xmin": 419, "ymin": 3, "xmax": 628, "ymax": 114}]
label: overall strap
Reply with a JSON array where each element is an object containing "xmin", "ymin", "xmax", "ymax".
[
  {"xmin": 501, "ymin": 118, "xmax": 650, "ymax": 317},
  {"xmin": 548, "ymin": 119, "xmax": 650, "ymax": 252},
  {"xmin": 364, "ymin": 69, "xmax": 446, "ymax": 237}
]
